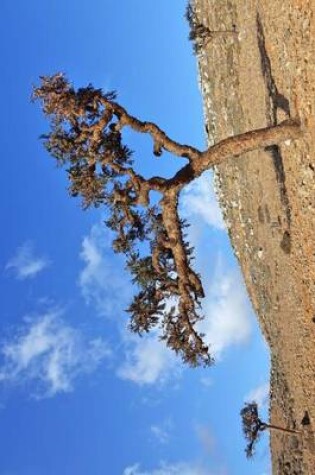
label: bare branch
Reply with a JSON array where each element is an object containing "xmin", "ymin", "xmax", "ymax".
[{"xmin": 99, "ymin": 98, "xmax": 202, "ymax": 161}]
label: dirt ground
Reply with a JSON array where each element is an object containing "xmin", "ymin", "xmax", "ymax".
[{"xmin": 193, "ymin": 0, "xmax": 315, "ymax": 472}]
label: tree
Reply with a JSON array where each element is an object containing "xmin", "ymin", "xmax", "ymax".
[
  {"xmin": 240, "ymin": 402, "xmax": 301, "ymax": 458},
  {"xmin": 185, "ymin": 1, "xmax": 237, "ymax": 54},
  {"xmin": 33, "ymin": 73, "xmax": 301, "ymax": 367}
]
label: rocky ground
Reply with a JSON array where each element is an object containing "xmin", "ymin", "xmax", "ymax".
[{"xmin": 193, "ymin": 0, "xmax": 315, "ymax": 472}]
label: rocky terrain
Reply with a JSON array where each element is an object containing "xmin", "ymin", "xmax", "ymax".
[{"xmin": 193, "ymin": 0, "xmax": 315, "ymax": 472}]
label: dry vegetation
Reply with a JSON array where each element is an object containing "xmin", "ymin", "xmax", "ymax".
[{"xmin": 34, "ymin": 72, "xmax": 300, "ymax": 369}]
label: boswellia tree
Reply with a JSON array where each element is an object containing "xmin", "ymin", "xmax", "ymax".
[
  {"xmin": 33, "ymin": 73, "xmax": 301, "ymax": 367},
  {"xmin": 240, "ymin": 402, "xmax": 301, "ymax": 458}
]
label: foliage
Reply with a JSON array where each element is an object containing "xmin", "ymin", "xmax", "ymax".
[
  {"xmin": 33, "ymin": 73, "xmax": 301, "ymax": 369},
  {"xmin": 33, "ymin": 74, "xmax": 212, "ymax": 368},
  {"xmin": 185, "ymin": 2, "xmax": 213, "ymax": 54},
  {"xmin": 240, "ymin": 402, "xmax": 266, "ymax": 458}
]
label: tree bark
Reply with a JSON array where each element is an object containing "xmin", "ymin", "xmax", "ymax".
[
  {"xmin": 265, "ymin": 423, "xmax": 301, "ymax": 435},
  {"xmin": 34, "ymin": 74, "xmax": 304, "ymax": 366},
  {"xmin": 166, "ymin": 119, "xmax": 302, "ymax": 190}
]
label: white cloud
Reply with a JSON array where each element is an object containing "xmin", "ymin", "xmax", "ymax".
[
  {"xmin": 78, "ymin": 223, "xmax": 181, "ymax": 386},
  {"xmin": 122, "ymin": 462, "xmax": 211, "ymax": 475},
  {"xmin": 78, "ymin": 204, "xmax": 251, "ymax": 389},
  {"xmin": 151, "ymin": 425, "xmax": 169, "ymax": 444},
  {"xmin": 200, "ymin": 376, "xmax": 213, "ymax": 388},
  {"xmin": 6, "ymin": 242, "xmax": 49, "ymax": 279},
  {"xmin": 117, "ymin": 332, "xmax": 179, "ymax": 386},
  {"xmin": 150, "ymin": 419, "xmax": 172, "ymax": 444},
  {"xmin": 199, "ymin": 264, "xmax": 252, "ymax": 358},
  {"xmin": 181, "ymin": 172, "xmax": 225, "ymax": 231},
  {"xmin": 0, "ymin": 310, "xmax": 110, "ymax": 398},
  {"xmin": 245, "ymin": 382, "xmax": 269, "ymax": 408},
  {"xmin": 180, "ymin": 173, "xmax": 252, "ymax": 358},
  {"xmin": 79, "ymin": 224, "xmax": 132, "ymax": 318},
  {"xmin": 118, "ymin": 268, "xmax": 250, "ymax": 385},
  {"xmin": 116, "ymin": 258, "xmax": 251, "ymax": 384}
]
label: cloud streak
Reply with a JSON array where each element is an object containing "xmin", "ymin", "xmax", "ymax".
[
  {"xmin": 181, "ymin": 172, "xmax": 225, "ymax": 231},
  {"xmin": 78, "ymin": 214, "xmax": 252, "ymax": 387},
  {"xmin": 0, "ymin": 310, "xmax": 110, "ymax": 398},
  {"xmin": 150, "ymin": 418, "xmax": 172, "ymax": 444},
  {"xmin": 122, "ymin": 462, "xmax": 212, "ymax": 475},
  {"xmin": 78, "ymin": 171, "xmax": 252, "ymax": 387},
  {"xmin": 79, "ymin": 223, "xmax": 180, "ymax": 387},
  {"xmin": 79, "ymin": 224, "xmax": 131, "ymax": 318},
  {"xmin": 181, "ymin": 172, "xmax": 252, "ymax": 358},
  {"xmin": 199, "ymin": 264, "xmax": 252, "ymax": 358},
  {"xmin": 245, "ymin": 382, "xmax": 269, "ymax": 408},
  {"xmin": 6, "ymin": 242, "xmax": 49, "ymax": 280},
  {"xmin": 117, "ymin": 332, "xmax": 179, "ymax": 386}
]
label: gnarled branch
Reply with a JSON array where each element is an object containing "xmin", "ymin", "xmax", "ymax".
[{"xmin": 33, "ymin": 73, "xmax": 302, "ymax": 367}]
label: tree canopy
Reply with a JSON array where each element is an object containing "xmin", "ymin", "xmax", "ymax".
[
  {"xmin": 33, "ymin": 73, "xmax": 301, "ymax": 367},
  {"xmin": 240, "ymin": 402, "xmax": 266, "ymax": 457},
  {"xmin": 240, "ymin": 401, "xmax": 301, "ymax": 458}
]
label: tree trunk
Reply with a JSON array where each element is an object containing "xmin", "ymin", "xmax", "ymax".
[{"xmin": 265, "ymin": 423, "xmax": 301, "ymax": 435}]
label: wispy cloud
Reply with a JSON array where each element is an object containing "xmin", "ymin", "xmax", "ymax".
[
  {"xmin": 181, "ymin": 172, "xmax": 225, "ymax": 231},
  {"xmin": 122, "ymin": 462, "xmax": 213, "ymax": 475},
  {"xmin": 79, "ymin": 223, "xmax": 180, "ymax": 387},
  {"xmin": 150, "ymin": 418, "xmax": 173, "ymax": 444},
  {"xmin": 0, "ymin": 310, "xmax": 110, "ymax": 398},
  {"xmin": 181, "ymin": 172, "xmax": 252, "ymax": 358},
  {"xmin": 117, "ymin": 264, "xmax": 252, "ymax": 386},
  {"xmin": 117, "ymin": 332, "xmax": 179, "ymax": 386},
  {"xmin": 200, "ymin": 376, "xmax": 213, "ymax": 388},
  {"xmin": 198, "ymin": 262, "xmax": 252, "ymax": 358},
  {"xmin": 245, "ymin": 382, "xmax": 269, "ymax": 408},
  {"xmin": 79, "ymin": 224, "xmax": 131, "ymax": 318},
  {"xmin": 5, "ymin": 242, "xmax": 49, "ymax": 280},
  {"xmin": 79, "ymin": 198, "xmax": 251, "ymax": 387}
]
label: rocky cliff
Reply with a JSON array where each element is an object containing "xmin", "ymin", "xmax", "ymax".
[{"xmin": 193, "ymin": 0, "xmax": 315, "ymax": 472}]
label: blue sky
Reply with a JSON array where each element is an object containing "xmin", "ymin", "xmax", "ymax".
[{"xmin": 0, "ymin": 1, "xmax": 270, "ymax": 474}]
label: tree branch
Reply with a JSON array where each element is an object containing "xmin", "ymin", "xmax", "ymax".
[
  {"xmin": 166, "ymin": 119, "xmax": 302, "ymax": 189},
  {"xmin": 34, "ymin": 74, "xmax": 303, "ymax": 367},
  {"xmin": 99, "ymin": 97, "xmax": 202, "ymax": 161}
]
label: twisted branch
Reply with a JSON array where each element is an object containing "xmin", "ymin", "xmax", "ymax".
[{"xmin": 33, "ymin": 74, "xmax": 302, "ymax": 367}]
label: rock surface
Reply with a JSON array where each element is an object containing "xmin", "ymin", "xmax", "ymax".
[{"xmin": 193, "ymin": 0, "xmax": 315, "ymax": 472}]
